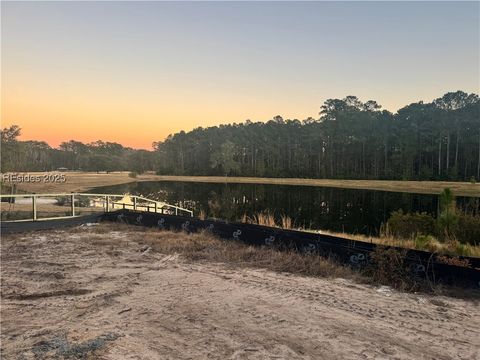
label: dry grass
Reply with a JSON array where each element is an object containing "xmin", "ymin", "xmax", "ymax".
[
  {"xmin": 314, "ymin": 228, "xmax": 480, "ymax": 258},
  {"xmin": 140, "ymin": 230, "xmax": 357, "ymax": 279},
  {"xmin": 281, "ymin": 214, "xmax": 293, "ymax": 229},
  {"xmin": 364, "ymin": 247, "xmax": 418, "ymax": 292},
  {"xmin": 2, "ymin": 172, "xmax": 138, "ymax": 193},
  {"xmin": 83, "ymin": 223, "xmax": 358, "ymax": 280},
  {"xmin": 242, "ymin": 211, "xmax": 294, "ymax": 229},
  {"xmin": 70, "ymin": 222, "xmax": 146, "ymax": 234},
  {"xmin": 77, "ymin": 223, "xmax": 479, "ymax": 297},
  {"xmin": 365, "ymin": 246, "xmax": 480, "ymax": 298},
  {"xmin": 5, "ymin": 172, "xmax": 479, "ymax": 196},
  {"xmin": 198, "ymin": 209, "xmax": 207, "ymax": 220},
  {"xmin": 252, "ymin": 212, "xmax": 277, "ymax": 227},
  {"xmin": 152, "ymin": 175, "xmax": 480, "ymax": 197}
]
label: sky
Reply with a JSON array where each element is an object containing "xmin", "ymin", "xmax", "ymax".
[{"xmin": 2, "ymin": 1, "xmax": 479, "ymax": 150}]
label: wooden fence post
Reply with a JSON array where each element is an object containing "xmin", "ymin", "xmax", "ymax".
[
  {"xmin": 71, "ymin": 194, "xmax": 75, "ymax": 216},
  {"xmin": 32, "ymin": 195, "xmax": 37, "ymax": 221}
]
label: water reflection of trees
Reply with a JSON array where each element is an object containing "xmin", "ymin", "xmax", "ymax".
[{"xmin": 91, "ymin": 181, "xmax": 479, "ymax": 236}]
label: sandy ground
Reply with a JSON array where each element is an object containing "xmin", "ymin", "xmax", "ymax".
[
  {"xmin": 1, "ymin": 228, "xmax": 480, "ymax": 359},
  {"xmin": 3, "ymin": 172, "xmax": 479, "ymax": 196}
]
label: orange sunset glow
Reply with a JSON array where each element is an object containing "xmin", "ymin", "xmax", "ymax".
[{"xmin": 2, "ymin": 2, "xmax": 478, "ymax": 149}]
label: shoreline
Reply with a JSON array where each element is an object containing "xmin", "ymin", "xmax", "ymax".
[{"xmin": 151, "ymin": 175, "xmax": 480, "ymax": 197}]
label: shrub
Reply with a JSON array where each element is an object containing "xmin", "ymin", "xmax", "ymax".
[
  {"xmin": 414, "ymin": 234, "xmax": 434, "ymax": 251},
  {"xmin": 363, "ymin": 246, "xmax": 417, "ymax": 291},
  {"xmin": 437, "ymin": 213, "xmax": 459, "ymax": 240},
  {"xmin": 386, "ymin": 210, "xmax": 436, "ymax": 239},
  {"xmin": 437, "ymin": 188, "xmax": 459, "ymax": 239},
  {"xmin": 56, "ymin": 195, "xmax": 90, "ymax": 207},
  {"xmin": 454, "ymin": 215, "xmax": 480, "ymax": 246},
  {"xmin": 128, "ymin": 171, "xmax": 138, "ymax": 178},
  {"xmin": 454, "ymin": 242, "xmax": 475, "ymax": 257}
]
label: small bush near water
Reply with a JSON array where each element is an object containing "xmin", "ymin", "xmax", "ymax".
[
  {"xmin": 385, "ymin": 189, "xmax": 480, "ymax": 247},
  {"xmin": 56, "ymin": 195, "xmax": 91, "ymax": 207},
  {"xmin": 414, "ymin": 235, "xmax": 436, "ymax": 251},
  {"xmin": 455, "ymin": 215, "xmax": 480, "ymax": 246},
  {"xmin": 363, "ymin": 246, "xmax": 420, "ymax": 292},
  {"xmin": 386, "ymin": 210, "xmax": 436, "ymax": 239},
  {"xmin": 386, "ymin": 211, "xmax": 480, "ymax": 247}
]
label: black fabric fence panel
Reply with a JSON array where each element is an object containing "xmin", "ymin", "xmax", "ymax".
[
  {"xmin": 102, "ymin": 210, "xmax": 480, "ymax": 289},
  {"xmin": 1, "ymin": 214, "xmax": 102, "ymax": 234}
]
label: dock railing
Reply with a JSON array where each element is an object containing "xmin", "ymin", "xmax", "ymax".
[{"xmin": 0, "ymin": 193, "xmax": 193, "ymax": 222}]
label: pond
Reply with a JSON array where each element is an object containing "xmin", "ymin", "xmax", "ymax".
[{"xmin": 91, "ymin": 181, "xmax": 480, "ymax": 236}]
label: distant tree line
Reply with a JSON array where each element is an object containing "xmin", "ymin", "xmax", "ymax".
[
  {"xmin": 154, "ymin": 91, "xmax": 480, "ymax": 181},
  {"xmin": 0, "ymin": 128, "xmax": 157, "ymax": 174},
  {"xmin": 2, "ymin": 91, "xmax": 479, "ymax": 181}
]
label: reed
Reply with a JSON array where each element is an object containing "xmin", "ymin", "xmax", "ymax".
[
  {"xmin": 198, "ymin": 209, "xmax": 206, "ymax": 220},
  {"xmin": 280, "ymin": 214, "xmax": 293, "ymax": 229},
  {"xmin": 241, "ymin": 211, "xmax": 294, "ymax": 229},
  {"xmin": 254, "ymin": 212, "xmax": 276, "ymax": 227}
]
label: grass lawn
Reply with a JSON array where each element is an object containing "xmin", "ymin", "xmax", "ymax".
[{"xmin": 6, "ymin": 172, "xmax": 480, "ymax": 196}]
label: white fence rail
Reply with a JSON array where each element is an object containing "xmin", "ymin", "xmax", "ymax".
[{"xmin": 0, "ymin": 193, "xmax": 193, "ymax": 222}]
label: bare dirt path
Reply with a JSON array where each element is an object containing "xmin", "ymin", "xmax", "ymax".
[
  {"xmin": 5, "ymin": 172, "xmax": 480, "ymax": 196},
  {"xmin": 1, "ymin": 228, "xmax": 479, "ymax": 359}
]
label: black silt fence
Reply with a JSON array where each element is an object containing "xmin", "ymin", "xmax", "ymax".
[{"xmin": 102, "ymin": 210, "xmax": 480, "ymax": 289}]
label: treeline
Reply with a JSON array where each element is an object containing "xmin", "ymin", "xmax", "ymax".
[
  {"xmin": 2, "ymin": 91, "xmax": 479, "ymax": 181},
  {"xmin": 1, "ymin": 127, "xmax": 157, "ymax": 173},
  {"xmin": 155, "ymin": 91, "xmax": 480, "ymax": 181}
]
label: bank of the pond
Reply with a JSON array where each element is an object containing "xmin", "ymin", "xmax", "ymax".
[
  {"xmin": 8, "ymin": 172, "xmax": 480, "ymax": 197},
  {"xmin": 151, "ymin": 176, "xmax": 480, "ymax": 197}
]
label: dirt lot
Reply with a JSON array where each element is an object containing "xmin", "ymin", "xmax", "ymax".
[
  {"xmin": 5, "ymin": 172, "xmax": 480, "ymax": 196},
  {"xmin": 1, "ymin": 225, "xmax": 479, "ymax": 359}
]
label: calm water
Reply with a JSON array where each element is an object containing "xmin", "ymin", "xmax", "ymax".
[{"xmin": 92, "ymin": 181, "xmax": 479, "ymax": 235}]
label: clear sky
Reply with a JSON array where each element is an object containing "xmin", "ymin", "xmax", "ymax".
[{"xmin": 2, "ymin": 1, "xmax": 479, "ymax": 149}]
